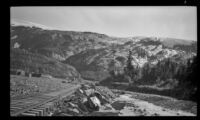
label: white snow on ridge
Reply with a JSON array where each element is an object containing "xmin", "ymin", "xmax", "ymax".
[
  {"xmin": 162, "ymin": 49, "xmax": 178, "ymax": 58},
  {"xmin": 147, "ymin": 45, "xmax": 163, "ymax": 56},
  {"xmin": 147, "ymin": 45, "xmax": 156, "ymax": 51},
  {"xmin": 11, "ymin": 19, "xmax": 55, "ymax": 30},
  {"xmin": 131, "ymin": 55, "xmax": 148, "ymax": 67}
]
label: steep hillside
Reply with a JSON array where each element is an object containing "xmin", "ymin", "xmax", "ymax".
[
  {"xmin": 65, "ymin": 38, "xmax": 196, "ymax": 81},
  {"xmin": 10, "ymin": 25, "xmax": 197, "ymax": 81},
  {"xmin": 10, "ymin": 48, "xmax": 80, "ymax": 79},
  {"xmin": 10, "ymin": 25, "xmax": 131, "ymax": 61}
]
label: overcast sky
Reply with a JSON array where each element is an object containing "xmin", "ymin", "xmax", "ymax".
[{"xmin": 11, "ymin": 7, "xmax": 197, "ymax": 41}]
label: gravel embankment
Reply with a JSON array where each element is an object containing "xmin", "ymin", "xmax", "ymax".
[{"xmin": 10, "ymin": 75, "xmax": 73, "ymax": 99}]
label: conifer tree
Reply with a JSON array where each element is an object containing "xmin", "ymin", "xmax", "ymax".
[{"xmin": 124, "ymin": 50, "xmax": 139, "ymax": 84}]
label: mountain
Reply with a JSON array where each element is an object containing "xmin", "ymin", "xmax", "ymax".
[
  {"xmin": 11, "ymin": 19, "xmax": 55, "ymax": 30},
  {"xmin": 10, "ymin": 22, "xmax": 197, "ymax": 81},
  {"xmin": 10, "ymin": 48, "xmax": 80, "ymax": 79},
  {"xmin": 64, "ymin": 37, "xmax": 196, "ymax": 81}
]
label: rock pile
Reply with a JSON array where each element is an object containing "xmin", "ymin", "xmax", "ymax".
[{"xmin": 52, "ymin": 84, "xmax": 117, "ymax": 116}]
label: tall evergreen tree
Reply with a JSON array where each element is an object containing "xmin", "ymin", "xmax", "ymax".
[{"xmin": 124, "ymin": 50, "xmax": 139, "ymax": 85}]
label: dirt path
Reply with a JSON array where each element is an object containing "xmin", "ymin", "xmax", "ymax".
[
  {"xmin": 44, "ymin": 84, "xmax": 80, "ymax": 97},
  {"xmin": 112, "ymin": 94, "xmax": 196, "ymax": 116},
  {"xmin": 91, "ymin": 93, "xmax": 196, "ymax": 116}
]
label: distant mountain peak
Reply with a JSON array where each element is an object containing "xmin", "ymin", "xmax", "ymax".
[{"xmin": 11, "ymin": 19, "xmax": 55, "ymax": 30}]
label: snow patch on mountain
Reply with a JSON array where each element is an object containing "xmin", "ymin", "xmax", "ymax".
[
  {"xmin": 11, "ymin": 19, "xmax": 55, "ymax": 30},
  {"xmin": 147, "ymin": 45, "xmax": 157, "ymax": 51},
  {"xmin": 163, "ymin": 49, "xmax": 178, "ymax": 58},
  {"xmin": 131, "ymin": 55, "xmax": 148, "ymax": 67},
  {"xmin": 147, "ymin": 45, "xmax": 163, "ymax": 56},
  {"xmin": 135, "ymin": 44, "xmax": 142, "ymax": 47}
]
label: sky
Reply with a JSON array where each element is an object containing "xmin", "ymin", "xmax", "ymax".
[{"xmin": 11, "ymin": 7, "xmax": 197, "ymax": 41}]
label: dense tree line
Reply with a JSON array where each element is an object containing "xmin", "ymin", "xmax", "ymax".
[
  {"xmin": 105, "ymin": 49, "xmax": 197, "ymax": 101},
  {"xmin": 126, "ymin": 50, "xmax": 197, "ymax": 101}
]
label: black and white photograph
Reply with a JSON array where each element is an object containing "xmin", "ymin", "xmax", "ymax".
[{"xmin": 10, "ymin": 6, "xmax": 197, "ymax": 116}]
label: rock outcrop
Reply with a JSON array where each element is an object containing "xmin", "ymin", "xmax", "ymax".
[{"xmin": 52, "ymin": 84, "xmax": 116, "ymax": 116}]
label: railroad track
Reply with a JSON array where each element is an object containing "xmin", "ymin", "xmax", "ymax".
[{"xmin": 10, "ymin": 85, "xmax": 80, "ymax": 116}]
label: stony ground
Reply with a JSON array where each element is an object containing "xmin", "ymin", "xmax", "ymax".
[
  {"xmin": 124, "ymin": 91, "xmax": 197, "ymax": 115},
  {"xmin": 51, "ymin": 84, "xmax": 196, "ymax": 116},
  {"xmin": 89, "ymin": 94, "xmax": 196, "ymax": 116},
  {"xmin": 111, "ymin": 94, "xmax": 195, "ymax": 116}
]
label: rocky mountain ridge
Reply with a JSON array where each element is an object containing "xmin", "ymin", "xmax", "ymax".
[{"xmin": 10, "ymin": 24, "xmax": 197, "ymax": 81}]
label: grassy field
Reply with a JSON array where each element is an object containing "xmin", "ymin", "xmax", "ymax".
[{"xmin": 10, "ymin": 75, "xmax": 75, "ymax": 99}]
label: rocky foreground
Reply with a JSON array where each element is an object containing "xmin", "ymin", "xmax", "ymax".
[{"xmin": 51, "ymin": 84, "xmax": 196, "ymax": 116}]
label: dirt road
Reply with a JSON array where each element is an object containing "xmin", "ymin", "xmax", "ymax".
[
  {"xmin": 115, "ymin": 94, "xmax": 196, "ymax": 116},
  {"xmin": 92, "ymin": 93, "xmax": 196, "ymax": 116},
  {"xmin": 44, "ymin": 84, "xmax": 80, "ymax": 97}
]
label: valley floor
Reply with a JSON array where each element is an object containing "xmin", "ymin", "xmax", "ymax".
[
  {"xmin": 118, "ymin": 94, "xmax": 195, "ymax": 116},
  {"xmin": 10, "ymin": 75, "xmax": 197, "ymax": 116},
  {"xmin": 91, "ymin": 93, "xmax": 196, "ymax": 116}
]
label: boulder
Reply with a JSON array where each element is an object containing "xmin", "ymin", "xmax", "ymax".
[
  {"xmin": 82, "ymin": 97, "xmax": 88, "ymax": 103},
  {"xmin": 81, "ymin": 84, "xmax": 91, "ymax": 90},
  {"xmin": 77, "ymin": 100, "xmax": 89, "ymax": 113},
  {"xmin": 77, "ymin": 88, "xmax": 84, "ymax": 94},
  {"xmin": 75, "ymin": 88, "xmax": 86, "ymax": 98},
  {"xmin": 111, "ymin": 101, "xmax": 126, "ymax": 110},
  {"xmin": 71, "ymin": 108, "xmax": 80, "ymax": 114},
  {"xmin": 95, "ymin": 86, "xmax": 116, "ymax": 101},
  {"xmin": 102, "ymin": 104, "xmax": 113, "ymax": 110},
  {"xmin": 91, "ymin": 96, "xmax": 101, "ymax": 107},
  {"xmin": 94, "ymin": 92, "xmax": 109, "ymax": 105},
  {"xmin": 68, "ymin": 102, "xmax": 77, "ymax": 108},
  {"xmin": 87, "ymin": 96, "xmax": 101, "ymax": 111},
  {"xmin": 62, "ymin": 108, "xmax": 80, "ymax": 116},
  {"xmin": 84, "ymin": 89, "xmax": 95, "ymax": 97}
]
